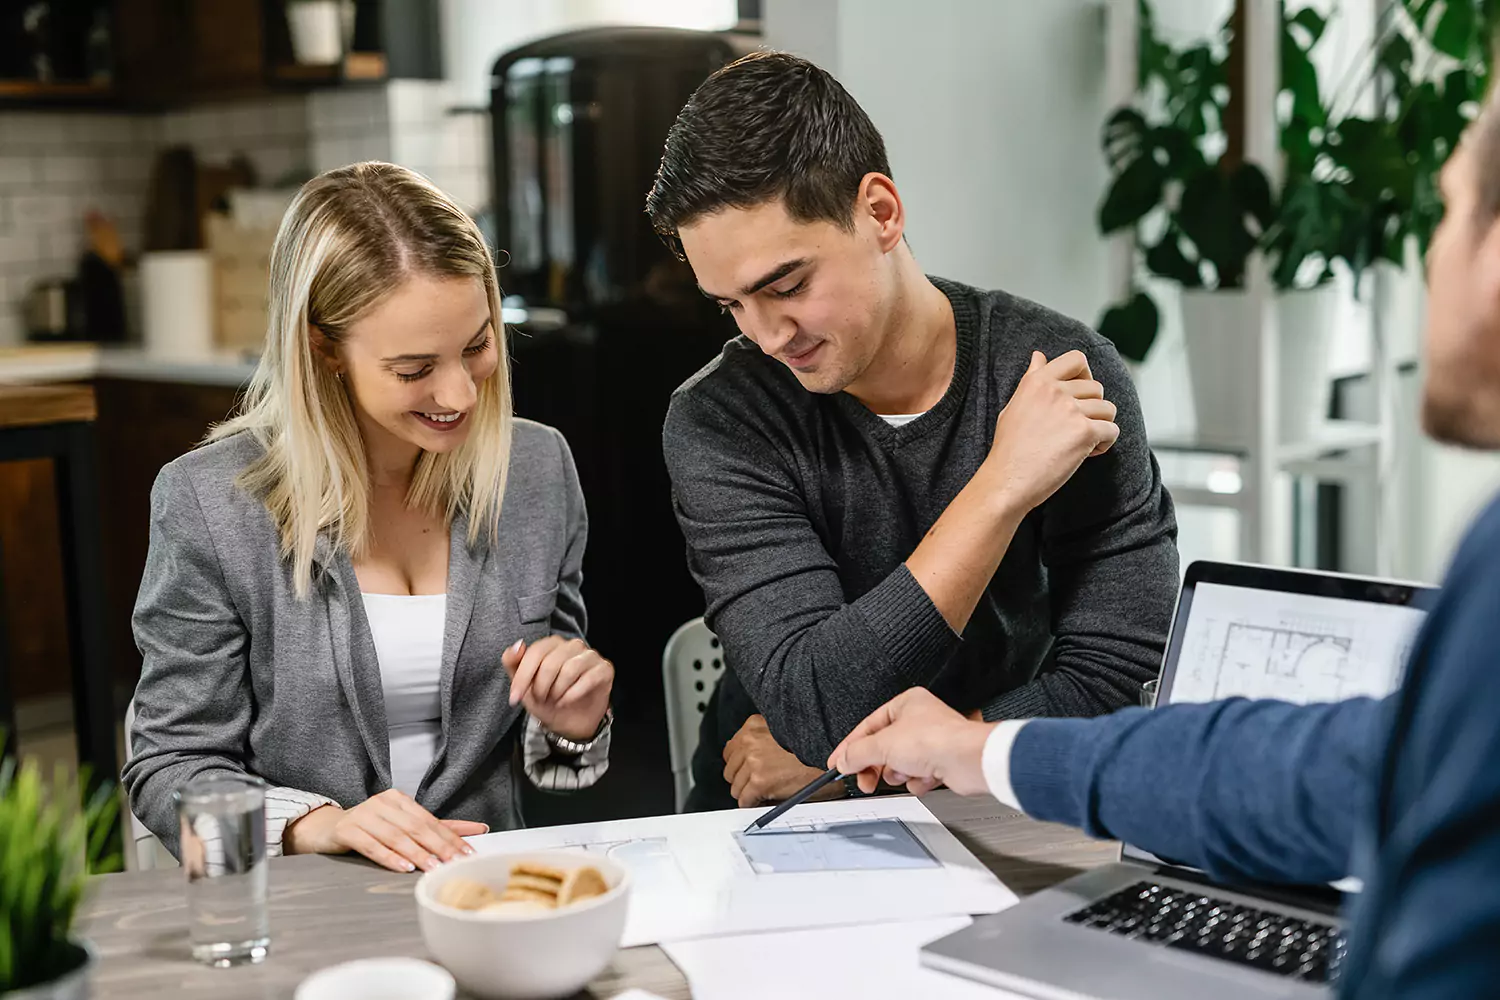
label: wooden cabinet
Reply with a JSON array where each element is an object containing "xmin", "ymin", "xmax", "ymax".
[
  {"xmin": 0, "ymin": 378, "xmax": 240, "ymax": 707},
  {"xmin": 6, "ymin": 1, "xmax": 440, "ymax": 109}
]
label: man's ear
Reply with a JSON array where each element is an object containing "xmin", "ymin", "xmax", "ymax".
[{"xmin": 860, "ymin": 172, "xmax": 905, "ymax": 254}]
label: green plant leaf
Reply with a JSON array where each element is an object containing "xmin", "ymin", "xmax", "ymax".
[
  {"xmin": 1098, "ymin": 291, "xmax": 1161, "ymax": 363},
  {"xmin": 1144, "ymin": 228, "xmax": 1204, "ymax": 286},
  {"xmin": 1288, "ymin": 7, "xmax": 1329, "ymax": 43},
  {"xmin": 1431, "ymin": 0, "xmax": 1476, "ymax": 59},
  {"xmin": 1099, "ymin": 109, "xmax": 1168, "ymax": 233}
]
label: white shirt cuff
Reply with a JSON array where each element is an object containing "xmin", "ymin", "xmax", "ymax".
[{"xmin": 981, "ymin": 720, "xmax": 1031, "ymax": 811}]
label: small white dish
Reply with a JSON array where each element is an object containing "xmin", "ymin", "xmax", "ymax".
[{"xmin": 295, "ymin": 957, "xmax": 456, "ymax": 1000}]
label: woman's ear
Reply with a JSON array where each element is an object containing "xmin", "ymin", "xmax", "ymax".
[{"xmin": 309, "ymin": 324, "xmax": 342, "ymax": 376}]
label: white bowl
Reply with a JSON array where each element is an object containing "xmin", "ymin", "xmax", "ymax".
[
  {"xmin": 415, "ymin": 849, "xmax": 630, "ymax": 1000},
  {"xmin": 295, "ymin": 957, "xmax": 455, "ymax": 1000}
]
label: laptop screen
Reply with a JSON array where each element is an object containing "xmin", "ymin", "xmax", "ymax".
[
  {"xmin": 1123, "ymin": 562, "xmax": 1439, "ymax": 878},
  {"xmin": 1165, "ymin": 580, "xmax": 1428, "ymax": 707}
]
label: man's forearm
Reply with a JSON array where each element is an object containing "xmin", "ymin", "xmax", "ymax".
[
  {"xmin": 1009, "ymin": 698, "xmax": 1382, "ymax": 885},
  {"xmin": 906, "ymin": 463, "xmax": 1027, "ymax": 632}
]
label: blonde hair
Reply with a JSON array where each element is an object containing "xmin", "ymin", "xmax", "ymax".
[{"xmin": 210, "ymin": 162, "xmax": 513, "ymax": 596}]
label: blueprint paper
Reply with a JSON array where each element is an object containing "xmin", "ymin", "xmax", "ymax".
[{"xmin": 466, "ymin": 797, "xmax": 1017, "ymax": 946}]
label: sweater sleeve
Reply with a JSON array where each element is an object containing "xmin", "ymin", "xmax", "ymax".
[
  {"xmin": 123, "ymin": 463, "xmax": 337, "ymax": 858},
  {"xmin": 1010, "ymin": 697, "xmax": 1383, "ymax": 885},
  {"xmin": 981, "ymin": 342, "xmax": 1179, "ymax": 722},
  {"xmin": 663, "ymin": 391, "xmax": 959, "ymax": 766}
]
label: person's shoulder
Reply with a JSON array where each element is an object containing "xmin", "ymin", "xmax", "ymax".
[
  {"xmin": 952, "ymin": 279, "xmax": 1119, "ymax": 366},
  {"xmin": 510, "ymin": 416, "xmax": 562, "ymax": 458},
  {"xmin": 157, "ymin": 431, "xmax": 264, "ymax": 504},
  {"xmin": 665, "ymin": 335, "xmax": 806, "ymax": 437},
  {"xmin": 1447, "ymin": 493, "xmax": 1500, "ymax": 584}
]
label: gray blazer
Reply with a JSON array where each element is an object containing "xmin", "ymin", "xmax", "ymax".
[{"xmin": 123, "ymin": 420, "xmax": 588, "ymax": 853}]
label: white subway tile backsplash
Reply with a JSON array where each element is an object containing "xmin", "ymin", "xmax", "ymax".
[
  {"xmin": 0, "ymin": 235, "xmax": 27, "ymax": 265},
  {"xmin": 11, "ymin": 194, "xmax": 64, "ymax": 229},
  {"xmin": 0, "ymin": 312, "xmax": 22, "ymax": 347},
  {"xmin": 0, "ymin": 158, "xmax": 35, "ymax": 187},
  {"xmin": 44, "ymin": 155, "xmax": 99, "ymax": 187}
]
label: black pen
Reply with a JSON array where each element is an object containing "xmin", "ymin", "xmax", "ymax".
[{"xmin": 741, "ymin": 766, "xmax": 845, "ymax": 835}]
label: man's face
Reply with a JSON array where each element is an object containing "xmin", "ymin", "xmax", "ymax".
[
  {"xmin": 678, "ymin": 198, "xmax": 893, "ymax": 395},
  {"xmin": 1423, "ymin": 131, "xmax": 1500, "ymax": 448}
]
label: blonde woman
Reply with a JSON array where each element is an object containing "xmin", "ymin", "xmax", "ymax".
[{"xmin": 123, "ymin": 163, "xmax": 615, "ymax": 874}]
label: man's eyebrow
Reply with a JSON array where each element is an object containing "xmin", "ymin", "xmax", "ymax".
[{"xmin": 698, "ymin": 259, "xmax": 810, "ymax": 301}]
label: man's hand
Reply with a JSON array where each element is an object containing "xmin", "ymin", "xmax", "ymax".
[
  {"xmin": 829, "ymin": 689, "xmax": 994, "ymax": 797},
  {"xmin": 724, "ymin": 715, "xmax": 846, "ymax": 807},
  {"xmin": 983, "ymin": 350, "xmax": 1119, "ymax": 514}
]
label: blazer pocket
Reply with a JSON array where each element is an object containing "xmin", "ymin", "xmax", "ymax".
[{"xmin": 515, "ymin": 586, "xmax": 559, "ymax": 624}]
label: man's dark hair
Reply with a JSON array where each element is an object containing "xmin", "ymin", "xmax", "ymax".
[{"xmin": 645, "ymin": 51, "xmax": 892, "ymax": 260}]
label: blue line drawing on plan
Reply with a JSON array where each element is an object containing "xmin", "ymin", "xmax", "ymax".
[{"xmin": 732, "ymin": 819, "xmax": 940, "ymax": 874}]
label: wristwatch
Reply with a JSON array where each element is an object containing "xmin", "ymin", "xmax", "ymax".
[{"xmin": 543, "ymin": 708, "xmax": 613, "ymax": 756}]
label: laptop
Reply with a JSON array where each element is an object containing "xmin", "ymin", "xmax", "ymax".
[{"xmin": 921, "ymin": 560, "xmax": 1438, "ymax": 1000}]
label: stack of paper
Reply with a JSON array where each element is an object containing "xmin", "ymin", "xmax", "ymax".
[
  {"xmin": 662, "ymin": 918, "xmax": 1030, "ymax": 1000},
  {"xmin": 467, "ymin": 796, "xmax": 1017, "ymax": 947}
]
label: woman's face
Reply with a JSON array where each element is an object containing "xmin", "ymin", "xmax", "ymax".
[{"xmin": 333, "ymin": 274, "xmax": 497, "ymax": 460}]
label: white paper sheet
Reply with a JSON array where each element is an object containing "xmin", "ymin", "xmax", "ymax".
[
  {"xmin": 662, "ymin": 917, "xmax": 1031, "ymax": 999},
  {"xmin": 467, "ymin": 797, "xmax": 1017, "ymax": 946}
]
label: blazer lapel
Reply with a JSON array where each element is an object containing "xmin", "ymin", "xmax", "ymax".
[
  {"xmin": 316, "ymin": 534, "xmax": 392, "ymax": 788},
  {"xmin": 439, "ymin": 511, "xmax": 484, "ymax": 733}
]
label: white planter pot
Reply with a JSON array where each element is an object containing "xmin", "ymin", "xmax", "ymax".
[
  {"xmin": 1275, "ymin": 286, "xmax": 1338, "ymax": 446},
  {"xmin": 1180, "ymin": 289, "xmax": 1258, "ymax": 450},
  {"xmin": 287, "ymin": 1, "xmax": 349, "ymax": 65}
]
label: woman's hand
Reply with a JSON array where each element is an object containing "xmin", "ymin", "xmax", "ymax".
[
  {"xmin": 503, "ymin": 636, "xmax": 614, "ymax": 741},
  {"xmin": 283, "ymin": 788, "xmax": 488, "ymax": 873}
]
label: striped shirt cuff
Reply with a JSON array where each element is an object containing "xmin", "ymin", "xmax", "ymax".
[
  {"xmin": 263, "ymin": 786, "xmax": 338, "ymax": 857},
  {"xmin": 522, "ymin": 715, "xmax": 611, "ymax": 792},
  {"xmin": 181, "ymin": 785, "xmax": 336, "ymax": 875}
]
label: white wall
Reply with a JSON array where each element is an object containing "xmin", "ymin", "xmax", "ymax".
[{"xmin": 766, "ymin": 0, "xmax": 1114, "ymax": 327}]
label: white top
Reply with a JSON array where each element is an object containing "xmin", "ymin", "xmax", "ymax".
[
  {"xmin": 362, "ymin": 593, "xmax": 447, "ymax": 799},
  {"xmin": 981, "ymin": 720, "xmax": 1031, "ymax": 811},
  {"xmin": 878, "ymin": 412, "xmax": 927, "ymax": 428}
]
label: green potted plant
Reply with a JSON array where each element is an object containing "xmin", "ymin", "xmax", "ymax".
[
  {"xmin": 1099, "ymin": 0, "xmax": 1491, "ymax": 447},
  {"xmin": 0, "ymin": 753, "xmax": 119, "ymax": 999},
  {"xmin": 1096, "ymin": 0, "xmax": 1335, "ymax": 448}
]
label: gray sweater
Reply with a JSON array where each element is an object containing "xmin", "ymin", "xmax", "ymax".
[{"xmin": 663, "ymin": 278, "xmax": 1180, "ymax": 767}]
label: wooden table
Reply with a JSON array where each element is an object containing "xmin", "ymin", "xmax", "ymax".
[
  {"xmin": 77, "ymin": 792, "xmax": 1118, "ymax": 998},
  {"xmin": 0, "ymin": 384, "xmax": 114, "ymax": 787}
]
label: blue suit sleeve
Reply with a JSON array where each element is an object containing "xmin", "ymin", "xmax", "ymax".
[{"xmin": 1010, "ymin": 697, "xmax": 1384, "ymax": 885}]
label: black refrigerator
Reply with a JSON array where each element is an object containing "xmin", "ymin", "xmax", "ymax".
[{"xmin": 491, "ymin": 26, "xmax": 754, "ymax": 822}]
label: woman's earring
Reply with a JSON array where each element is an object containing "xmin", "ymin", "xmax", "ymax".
[{"xmin": 335, "ymin": 370, "xmax": 345, "ymax": 383}]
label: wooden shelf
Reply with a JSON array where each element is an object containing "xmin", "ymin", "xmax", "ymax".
[
  {"xmin": 0, "ymin": 80, "xmax": 121, "ymax": 108},
  {"xmin": 270, "ymin": 52, "xmax": 388, "ymax": 86}
]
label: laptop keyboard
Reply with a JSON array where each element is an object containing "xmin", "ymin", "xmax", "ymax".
[{"xmin": 1063, "ymin": 880, "xmax": 1344, "ymax": 984}]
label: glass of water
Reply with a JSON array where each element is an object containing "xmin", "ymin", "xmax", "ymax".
[
  {"xmin": 1140, "ymin": 678, "xmax": 1160, "ymax": 709},
  {"xmin": 175, "ymin": 775, "xmax": 270, "ymax": 967}
]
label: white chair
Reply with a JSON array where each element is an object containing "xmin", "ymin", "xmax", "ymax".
[
  {"xmin": 122, "ymin": 700, "xmax": 175, "ymax": 870},
  {"xmin": 661, "ymin": 617, "xmax": 725, "ymax": 812}
]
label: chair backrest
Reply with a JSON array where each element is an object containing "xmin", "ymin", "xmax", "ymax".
[
  {"xmin": 660, "ymin": 617, "xmax": 724, "ymax": 812},
  {"xmin": 122, "ymin": 699, "xmax": 172, "ymax": 870}
]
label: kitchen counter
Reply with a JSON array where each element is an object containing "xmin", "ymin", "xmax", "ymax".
[{"xmin": 0, "ymin": 344, "xmax": 259, "ymax": 387}]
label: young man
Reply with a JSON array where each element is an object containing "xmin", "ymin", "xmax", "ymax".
[
  {"xmin": 648, "ymin": 51, "xmax": 1180, "ymax": 810},
  {"xmin": 829, "ymin": 102, "xmax": 1500, "ymax": 999}
]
